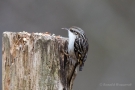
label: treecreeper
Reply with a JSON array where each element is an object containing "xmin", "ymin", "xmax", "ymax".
[{"xmin": 62, "ymin": 26, "xmax": 89, "ymax": 89}]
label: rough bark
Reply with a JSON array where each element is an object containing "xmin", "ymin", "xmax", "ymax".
[{"xmin": 2, "ymin": 32, "xmax": 77, "ymax": 90}]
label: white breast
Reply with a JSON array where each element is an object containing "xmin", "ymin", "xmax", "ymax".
[{"xmin": 68, "ymin": 30, "xmax": 76, "ymax": 55}]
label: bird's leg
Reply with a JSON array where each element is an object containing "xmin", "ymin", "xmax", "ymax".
[{"xmin": 63, "ymin": 50, "xmax": 69, "ymax": 56}]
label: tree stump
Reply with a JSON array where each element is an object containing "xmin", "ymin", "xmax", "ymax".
[{"xmin": 2, "ymin": 32, "xmax": 77, "ymax": 90}]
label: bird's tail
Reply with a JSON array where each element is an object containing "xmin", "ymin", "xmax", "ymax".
[{"xmin": 79, "ymin": 63, "xmax": 84, "ymax": 71}]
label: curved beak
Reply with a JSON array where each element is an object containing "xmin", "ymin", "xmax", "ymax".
[{"xmin": 61, "ymin": 28, "xmax": 69, "ymax": 31}]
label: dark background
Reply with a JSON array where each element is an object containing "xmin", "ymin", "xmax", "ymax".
[{"xmin": 1, "ymin": 0, "xmax": 135, "ymax": 90}]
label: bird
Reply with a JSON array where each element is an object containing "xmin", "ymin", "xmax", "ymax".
[{"xmin": 62, "ymin": 26, "xmax": 89, "ymax": 85}]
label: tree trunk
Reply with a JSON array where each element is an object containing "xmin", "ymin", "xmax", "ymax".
[{"xmin": 2, "ymin": 32, "xmax": 77, "ymax": 90}]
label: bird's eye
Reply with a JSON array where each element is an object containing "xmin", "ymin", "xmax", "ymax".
[
  {"xmin": 70, "ymin": 29, "xmax": 73, "ymax": 32},
  {"xmin": 70, "ymin": 29, "xmax": 78, "ymax": 35}
]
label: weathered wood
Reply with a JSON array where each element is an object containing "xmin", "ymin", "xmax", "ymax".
[{"xmin": 2, "ymin": 32, "xmax": 77, "ymax": 90}]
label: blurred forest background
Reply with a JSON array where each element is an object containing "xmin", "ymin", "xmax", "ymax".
[{"xmin": 1, "ymin": 0, "xmax": 135, "ymax": 90}]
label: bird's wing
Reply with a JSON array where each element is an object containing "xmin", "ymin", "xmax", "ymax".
[{"xmin": 74, "ymin": 37, "xmax": 89, "ymax": 71}]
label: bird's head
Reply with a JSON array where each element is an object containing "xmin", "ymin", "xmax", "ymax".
[{"xmin": 62, "ymin": 26, "xmax": 84, "ymax": 37}]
